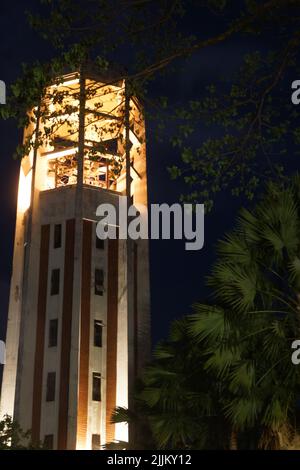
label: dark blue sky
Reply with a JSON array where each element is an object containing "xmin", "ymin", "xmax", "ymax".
[{"xmin": 0, "ymin": 1, "xmax": 268, "ymax": 347}]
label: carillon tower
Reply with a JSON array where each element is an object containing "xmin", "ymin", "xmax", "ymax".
[{"xmin": 0, "ymin": 69, "xmax": 150, "ymax": 450}]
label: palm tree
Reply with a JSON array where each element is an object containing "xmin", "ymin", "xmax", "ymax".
[{"xmin": 188, "ymin": 176, "xmax": 300, "ymax": 448}]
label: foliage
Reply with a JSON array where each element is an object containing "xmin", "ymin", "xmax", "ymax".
[
  {"xmin": 0, "ymin": 415, "xmax": 42, "ymax": 450},
  {"xmin": 2, "ymin": 1, "xmax": 300, "ymax": 208},
  {"xmin": 168, "ymin": 43, "xmax": 300, "ymax": 210},
  {"xmin": 136, "ymin": 319, "xmax": 233, "ymax": 449},
  {"xmin": 188, "ymin": 175, "xmax": 300, "ymax": 447},
  {"xmin": 105, "ymin": 405, "xmax": 155, "ymax": 450}
]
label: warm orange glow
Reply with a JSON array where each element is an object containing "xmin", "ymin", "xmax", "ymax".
[
  {"xmin": 45, "ymin": 147, "xmax": 79, "ymax": 160},
  {"xmin": 17, "ymin": 166, "xmax": 32, "ymax": 212},
  {"xmin": 76, "ymin": 439, "xmax": 88, "ymax": 451},
  {"xmin": 50, "ymin": 78, "xmax": 80, "ymax": 88},
  {"xmin": 115, "ymin": 359, "xmax": 129, "ymax": 443},
  {"xmin": 39, "ymin": 75, "xmax": 145, "ymax": 197}
]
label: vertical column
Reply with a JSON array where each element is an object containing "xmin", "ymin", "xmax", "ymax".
[
  {"xmin": 0, "ymin": 208, "xmax": 27, "ymax": 420},
  {"xmin": 58, "ymin": 219, "xmax": 75, "ymax": 449},
  {"xmin": 105, "ymin": 238, "xmax": 119, "ymax": 443},
  {"xmin": 31, "ymin": 224, "xmax": 50, "ymax": 443},
  {"xmin": 76, "ymin": 220, "xmax": 92, "ymax": 449}
]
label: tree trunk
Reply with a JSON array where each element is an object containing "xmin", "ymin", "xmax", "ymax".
[{"xmin": 230, "ymin": 430, "xmax": 238, "ymax": 450}]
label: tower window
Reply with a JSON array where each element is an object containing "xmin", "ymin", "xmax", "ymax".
[
  {"xmin": 46, "ymin": 372, "xmax": 56, "ymax": 402},
  {"xmin": 92, "ymin": 373, "xmax": 101, "ymax": 401},
  {"xmin": 44, "ymin": 434, "xmax": 54, "ymax": 449},
  {"xmin": 49, "ymin": 319, "xmax": 58, "ymax": 348},
  {"xmin": 96, "ymin": 236, "xmax": 104, "ymax": 250},
  {"xmin": 54, "ymin": 224, "xmax": 62, "ymax": 249},
  {"xmin": 92, "ymin": 434, "xmax": 101, "ymax": 450},
  {"xmin": 94, "ymin": 320, "xmax": 103, "ymax": 348},
  {"xmin": 95, "ymin": 269, "xmax": 104, "ymax": 296},
  {"xmin": 51, "ymin": 269, "xmax": 60, "ymax": 295}
]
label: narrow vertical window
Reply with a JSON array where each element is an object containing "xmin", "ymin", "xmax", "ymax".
[
  {"xmin": 92, "ymin": 373, "xmax": 101, "ymax": 401},
  {"xmin": 96, "ymin": 236, "xmax": 104, "ymax": 250},
  {"xmin": 95, "ymin": 269, "xmax": 104, "ymax": 296},
  {"xmin": 49, "ymin": 319, "xmax": 58, "ymax": 348},
  {"xmin": 44, "ymin": 434, "xmax": 54, "ymax": 449},
  {"xmin": 94, "ymin": 320, "xmax": 103, "ymax": 348},
  {"xmin": 51, "ymin": 269, "xmax": 60, "ymax": 295},
  {"xmin": 46, "ymin": 372, "xmax": 56, "ymax": 402},
  {"xmin": 92, "ymin": 434, "xmax": 101, "ymax": 450},
  {"xmin": 54, "ymin": 224, "xmax": 62, "ymax": 249}
]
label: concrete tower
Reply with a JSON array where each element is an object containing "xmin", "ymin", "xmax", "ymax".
[{"xmin": 0, "ymin": 70, "xmax": 150, "ymax": 449}]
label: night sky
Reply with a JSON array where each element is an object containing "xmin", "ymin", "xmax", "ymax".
[{"xmin": 0, "ymin": 1, "xmax": 266, "ymax": 348}]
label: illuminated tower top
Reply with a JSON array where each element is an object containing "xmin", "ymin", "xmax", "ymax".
[{"xmin": 19, "ymin": 69, "xmax": 146, "ymax": 211}]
